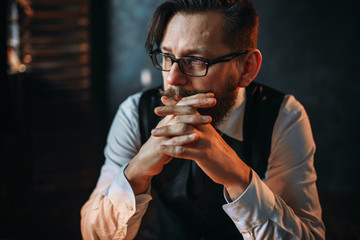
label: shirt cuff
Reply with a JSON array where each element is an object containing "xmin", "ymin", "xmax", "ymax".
[
  {"xmin": 102, "ymin": 163, "xmax": 152, "ymax": 222},
  {"xmin": 222, "ymin": 169, "xmax": 275, "ymax": 231}
]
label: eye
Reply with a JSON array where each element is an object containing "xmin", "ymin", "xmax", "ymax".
[
  {"xmin": 161, "ymin": 53, "xmax": 171, "ymax": 58},
  {"xmin": 161, "ymin": 54, "xmax": 173, "ymax": 63},
  {"xmin": 182, "ymin": 59, "xmax": 192, "ymax": 66},
  {"xmin": 183, "ymin": 58, "xmax": 202, "ymax": 66},
  {"xmin": 162, "ymin": 54, "xmax": 171, "ymax": 60}
]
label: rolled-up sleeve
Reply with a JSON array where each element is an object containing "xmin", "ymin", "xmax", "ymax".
[
  {"xmin": 81, "ymin": 92, "xmax": 152, "ymax": 240},
  {"xmin": 81, "ymin": 165, "xmax": 152, "ymax": 240}
]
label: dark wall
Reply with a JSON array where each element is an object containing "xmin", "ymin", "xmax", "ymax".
[
  {"xmin": 107, "ymin": 0, "xmax": 163, "ymax": 122},
  {"xmin": 253, "ymin": 1, "xmax": 360, "ymax": 193},
  {"xmin": 1, "ymin": 0, "xmax": 105, "ymax": 239}
]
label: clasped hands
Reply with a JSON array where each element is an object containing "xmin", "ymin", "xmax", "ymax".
[{"xmin": 125, "ymin": 92, "xmax": 250, "ymax": 200}]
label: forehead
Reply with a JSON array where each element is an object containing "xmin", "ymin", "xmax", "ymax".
[{"xmin": 161, "ymin": 11, "xmax": 230, "ymax": 56}]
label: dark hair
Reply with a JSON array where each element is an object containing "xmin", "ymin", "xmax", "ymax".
[{"xmin": 145, "ymin": 0, "xmax": 259, "ymax": 52}]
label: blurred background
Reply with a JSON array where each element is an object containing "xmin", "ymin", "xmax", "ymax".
[{"xmin": 1, "ymin": 0, "xmax": 359, "ymax": 239}]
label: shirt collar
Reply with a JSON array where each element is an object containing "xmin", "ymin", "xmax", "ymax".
[{"xmin": 217, "ymin": 87, "xmax": 246, "ymax": 141}]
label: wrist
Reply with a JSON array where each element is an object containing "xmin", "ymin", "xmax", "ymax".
[
  {"xmin": 124, "ymin": 163, "xmax": 152, "ymax": 195},
  {"xmin": 225, "ymin": 168, "xmax": 252, "ymax": 201}
]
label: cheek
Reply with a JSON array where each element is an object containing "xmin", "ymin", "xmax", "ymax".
[
  {"xmin": 187, "ymin": 78, "xmax": 210, "ymax": 91},
  {"xmin": 162, "ymin": 72, "xmax": 169, "ymax": 89},
  {"xmin": 201, "ymin": 72, "xmax": 226, "ymax": 90}
]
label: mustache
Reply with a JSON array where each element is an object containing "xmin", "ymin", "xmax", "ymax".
[{"xmin": 159, "ymin": 87, "xmax": 211, "ymax": 98}]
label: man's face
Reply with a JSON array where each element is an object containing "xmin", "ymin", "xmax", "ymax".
[{"xmin": 160, "ymin": 11, "xmax": 242, "ymax": 126}]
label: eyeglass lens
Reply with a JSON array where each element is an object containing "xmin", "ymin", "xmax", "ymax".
[{"xmin": 153, "ymin": 53, "xmax": 207, "ymax": 76}]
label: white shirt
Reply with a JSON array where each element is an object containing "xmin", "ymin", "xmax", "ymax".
[{"xmin": 81, "ymin": 87, "xmax": 325, "ymax": 240}]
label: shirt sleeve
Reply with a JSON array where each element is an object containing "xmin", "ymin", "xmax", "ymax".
[
  {"xmin": 222, "ymin": 95, "xmax": 325, "ymax": 240},
  {"xmin": 80, "ymin": 92, "xmax": 152, "ymax": 240}
]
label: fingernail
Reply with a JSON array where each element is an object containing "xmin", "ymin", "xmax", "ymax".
[
  {"xmin": 189, "ymin": 133, "xmax": 196, "ymax": 140},
  {"xmin": 151, "ymin": 129, "xmax": 159, "ymax": 135}
]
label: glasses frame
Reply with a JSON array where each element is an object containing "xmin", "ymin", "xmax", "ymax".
[{"xmin": 149, "ymin": 50, "xmax": 249, "ymax": 77}]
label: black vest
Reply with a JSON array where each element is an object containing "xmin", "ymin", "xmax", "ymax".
[{"xmin": 135, "ymin": 82, "xmax": 284, "ymax": 240}]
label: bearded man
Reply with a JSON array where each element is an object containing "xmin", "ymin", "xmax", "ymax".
[{"xmin": 81, "ymin": 0, "xmax": 325, "ymax": 239}]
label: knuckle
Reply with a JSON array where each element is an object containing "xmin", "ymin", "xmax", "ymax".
[
  {"xmin": 173, "ymin": 115, "xmax": 181, "ymax": 124},
  {"xmin": 171, "ymin": 116, "xmax": 178, "ymax": 124},
  {"xmin": 174, "ymin": 146, "xmax": 184, "ymax": 155},
  {"xmin": 170, "ymin": 137, "xmax": 179, "ymax": 145},
  {"xmin": 178, "ymin": 123, "xmax": 188, "ymax": 132},
  {"xmin": 159, "ymin": 127, "xmax": 167, "ymax": 135},
  {"xmin": 185, "ymin": 106, "xmax": 196, "ymax": 114}
]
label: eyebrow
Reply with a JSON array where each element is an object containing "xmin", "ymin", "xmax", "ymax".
[{"xmin": 160, "ymin": 45, "xmax": 208, "ymax": 56}]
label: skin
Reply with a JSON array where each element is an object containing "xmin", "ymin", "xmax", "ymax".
[{"xmin": 125, "ymin": 10, "xmax": 262, "ymax": 200}]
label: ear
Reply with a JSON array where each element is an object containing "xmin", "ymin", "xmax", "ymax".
[{"xmin": 238, "ymin": 49, "xmax": 262, "ymax": 87}]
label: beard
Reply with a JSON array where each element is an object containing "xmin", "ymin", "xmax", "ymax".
[{"xmin": 159, "ymin": 77, "xmax": 239, "ymax": 128}]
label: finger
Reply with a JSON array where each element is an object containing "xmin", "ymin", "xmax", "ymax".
[
  {"xmin": 181, "ymin": 92, "xmax": 214, "ymax": 100},
  {"xmin": 172, "ymin": 114, "xmax": 212, "ymax": 125},
  {"xmin": 162, "ymin": 133, "xmax": 198, "ymax": 146},
  {"xmin": 154, "ymin": 105, "xmax": 196, "ymax": 116},
  {"xmin": 177, "ymin": 93, "xmax": 215, "ymax": 107},
  {"xmin": 161, "ymin": 96, "xmax": 178, "ymax": 106},
  {"xmin": 155, "ymin": 114, "xmax": 176, "ymax": 128},
  {"xmin": 177, "ymin": 97, "xmax": 216, "ymax": 108},
  {"xmin": 151, "ymin": 123, "xmax": 194, "ymax": 136},
  {"xmin": 160, "ymin": 144, "xmax": 202, "ymax": 159},
  {"xmin": 161, "ymin": 93, "xmax": 216, "ymax": 108},
  {"xmin": 161, "ymin": 93, "xmax": 215, "ymax": 106}
]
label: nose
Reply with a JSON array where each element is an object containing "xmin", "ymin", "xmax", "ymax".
[{"xmin": 164, "ymin": 62, "xmax": 188, "ymax": 86}]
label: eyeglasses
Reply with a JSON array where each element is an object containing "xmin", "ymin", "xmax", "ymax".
[{"xmin": 149, "ymin": 50, "xmax": 248, "ymax": 77}]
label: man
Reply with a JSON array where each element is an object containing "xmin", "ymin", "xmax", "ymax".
[{"xmin": 81, "ymin": 0, "xmax": 325, "ymax": 239}]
